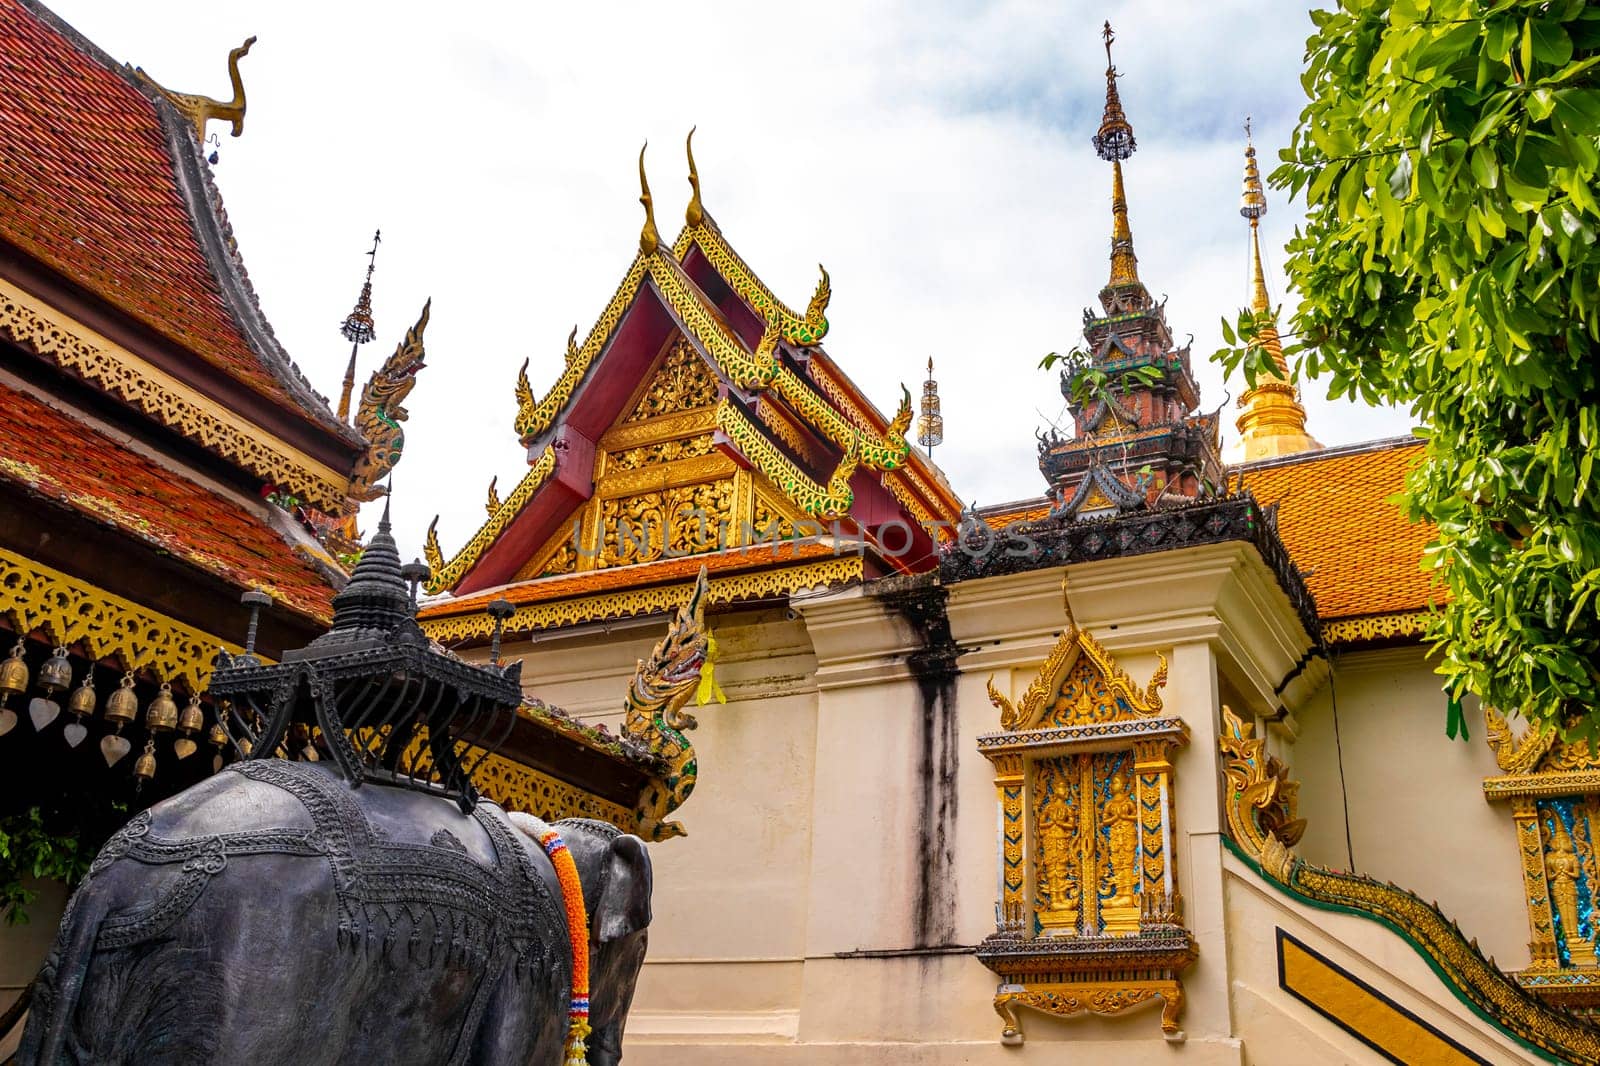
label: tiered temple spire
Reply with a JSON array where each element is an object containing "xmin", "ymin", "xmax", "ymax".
[
  {"xmin": 1231, "ymin": 124, "xmax": 1320, "ymax": 462},
  {"xmin": 1036, "ymin": 24, "xmax": 1221, "ymax": 520}
]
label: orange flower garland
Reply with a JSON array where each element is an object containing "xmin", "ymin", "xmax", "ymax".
[{"xmin": 510, "ymin": 813, "xmax": 591, "ymax": 1065}]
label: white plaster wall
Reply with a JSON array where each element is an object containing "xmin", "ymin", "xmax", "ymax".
[{"xmin": 1290, "ymin": 645, "xmax": 1527, "ymax": 969}]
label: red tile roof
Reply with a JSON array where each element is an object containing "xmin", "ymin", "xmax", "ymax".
[
  {"xmin": 0, "ymin": 382, "xmax": 337, "ymax": 621},
  {"xmin": 1243, "ymin": 440, "xmax": 1437, "ymax": 620},
  {"xmin": 0, "ymin": 0, "xmax": 320, "ymax": 417}
]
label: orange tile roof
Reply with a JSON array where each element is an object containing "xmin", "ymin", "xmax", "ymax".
[
  {"xmin": 0, "ymin": 382, "xmax": 337, "ymax": 621},
  {"xmin": 1242, "ymin": 440, "xmax": 1437, "ymax": 620},
  {"xmin": 421, "ymin": 540, "xmax": 842, "ymax": 618},
  {"xmin": 0, "ymin": 0, "xmax": 324, "ymax": 419}
]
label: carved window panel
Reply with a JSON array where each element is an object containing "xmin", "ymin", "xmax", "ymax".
[
  {"xmin": 1484, "ymin": 709, "xmax": 1600, "ymax": 1014},
  {"xmin": 979, "ymin": 609, "xmax": 1193, "ymax": 1044}
]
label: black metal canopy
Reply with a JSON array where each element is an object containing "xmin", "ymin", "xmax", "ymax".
[{"xmin": 209, "ymin": 503, "xmax": 523, "ymax": 812}]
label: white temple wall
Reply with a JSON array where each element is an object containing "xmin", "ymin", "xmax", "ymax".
[{"xmin": 1290, "ymin": 645, "xmax": 1527, "ymax": 969}]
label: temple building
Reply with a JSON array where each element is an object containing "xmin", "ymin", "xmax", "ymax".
[
  {"xmin": 410, "ymin": 25, "xmax": 1597, "ymax": 1066},
  {"xmin": 0, "ymin": 0, "xmax": 702, "ymax": 1046},
  {"xmin": 3, "ymin": 2, "xmax": 1598, "ymax": 1063}
]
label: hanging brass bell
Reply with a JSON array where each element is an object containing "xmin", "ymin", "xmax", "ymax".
[
  {"xmin": 0, "ymin": 641, "xmax": 29, "ymax": 696},
  {"xmin": 177, "ymin": 695, "xmax": 204, "ymax": 735},
  {"xmin": 68, "ymin": 676, "xmax": 97, "ymax": 717},
  {"xmin": 207, "ymin": 721, "xmax": 228, "ymax": 749},
  {"xmin": 38, "ymin": 646, "xmax": 72, "ymax": 693},
  {"xmin": 104, "ymin": 672, "xmax": 138, "ymax": 729},
  {"xmin": 145, "ymin": 683, "xmax": 178, "ymax": 733},
  {"xmin": 133, "ymin": 739, "xmax": 157, "ymax": 782}
]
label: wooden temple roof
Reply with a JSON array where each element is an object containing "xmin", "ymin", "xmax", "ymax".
[
  {"xmin": 0, "ymin": 0, "xmax": 363, "ymax": 509},
  {"xmin": 419, "ymin": 152, "xmax": 963, "ymax": 640},
  {"xmin": 0, "ymin": 381, "xmax": 339, "ymax": 623}
]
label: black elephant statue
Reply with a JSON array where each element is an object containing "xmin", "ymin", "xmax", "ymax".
[{"xmin": 17, "ymin": 758, "xmax": 651, "ymax": 1065}]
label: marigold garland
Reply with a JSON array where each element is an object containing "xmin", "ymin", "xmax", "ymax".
[{"xmin": 510, "ymin": 813, "xmax": 591, "ymax": 1065}]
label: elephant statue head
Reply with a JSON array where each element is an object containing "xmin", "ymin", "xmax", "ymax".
[{"xmin": 509, "ymin": 814, "xmax": 652, "ymax": 1065}]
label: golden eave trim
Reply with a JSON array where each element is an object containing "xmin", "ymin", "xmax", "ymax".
[
  {"xmin": 671, "ymin": 219, "xmax": 829, "ymax": 345},
  {"xmin": 0, "ymin": 544, "xmax": 251, "ymax": 690},
  {"xmin": 0, "ymin": 278, "xmax": 349, "ymax": 511},
  {"xmin": 599, "ymin": 407, "xmax": 718, "ymax": 450},
  {"xmin": 716, "ymin": 400, "xmax": 855, "ymax": 520},
  {"xmin": 424, "ymin": 444, "xmax": 558, "ymax": 594},
  {"xmin": 1322, "ymin": 611, "xmax": 1430, "ymax": 645},
  {"xmin": 419, "ymin": 555, "xmax": 864, "ymax": 644}
]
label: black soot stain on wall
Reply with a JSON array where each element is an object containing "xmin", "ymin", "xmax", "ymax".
[{"xmin": 878, "ymin": 576, "xmax": 961, "ymax": 949}]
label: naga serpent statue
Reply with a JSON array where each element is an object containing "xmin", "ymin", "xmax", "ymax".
[
  {"xmin": 348, "ymin": 300, "xmax": 430, "ymax": 503},
  {"xmin": 624, "ymin": 568, "xmax": 712, "ymax": 841}
]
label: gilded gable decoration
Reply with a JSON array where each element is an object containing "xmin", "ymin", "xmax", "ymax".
[
  {"xmin": 1484, "ymin": 706, "xmax": 1600, "ymax": 1014},
  {"xmin": 130, "ymin": 36, "xmax": 255, "ymax": 141},
  {"xmin": 976, "ymin": 576, "xmax": 1192, "ymax": 1043}
]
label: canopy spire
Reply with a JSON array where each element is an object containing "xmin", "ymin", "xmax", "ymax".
[
  {"xmin": 1093, "ymin": 23, "xmax": 1139, "ymax": 290},
  {"xmin": 1231, "ymin": 121, "xmax": 1320, "ymax": 462},
  {"xmin": 337, "ymin": 229, "xmax": 381, "ymax": 421},
  {"xmin": 916, "ymin": 356, "xmax": 944, "ymax": 461},
  {"xmin": 638, "ymin": 143, "xmax": 660, "ymax": 255},
  {"xmin": 685, "ymin": 127, "xmax": 705, "ymax": 228}
]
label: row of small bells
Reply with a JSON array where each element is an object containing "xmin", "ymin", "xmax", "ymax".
[{"xmin": 0, "ymin": 640, "xmax": 231, "ymax": 783}]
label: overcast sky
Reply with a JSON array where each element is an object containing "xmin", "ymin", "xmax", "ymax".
[{"xmin": 49, "ymin": 0, "xmax": 1411, "ymax": 563}]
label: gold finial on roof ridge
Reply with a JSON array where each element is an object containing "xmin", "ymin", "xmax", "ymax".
[
  {"xmin": 131, "ymin": 35, "xmax": 257, "ymax": 142},
  {"xmin": 916, "ymin": 356, "xmax": 943, "ymax": 459},
  {"xmin": 685, "ymin": 127, "xmax": 705, "ymax": 228},
  {"xmin": 1093, "ymin": 23, "xmax": 1140, "ymax": 290},
  {"xmin": 639, "ymin": 142, "xmax": 661, "ymax": 256}
]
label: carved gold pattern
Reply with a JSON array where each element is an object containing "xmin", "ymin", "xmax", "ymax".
[
  {"xmin": 0, "ymin": 279, "xmax": 348, "ymax": 511},
  {"xmin": 595, "ymin": 452, "xmax": 737, "ymax": 501},
  {"xmin": 626, "ymin": 335, "xmax": 718, "ymax": 421},
  {"xmin": 599, "ymin": 408, "xmax": 719, "ymax": 452},
  {"xmin": 393, "ymin": 728, "xmax": 633, "ymax": 827},
  {"xmin": 978, "ymin": 598, "xmax": 1189, "ymax": 1043},
  {"xmin": 598, "ymin": 480, "xmax": 733, "ymax": 569},
  {"xmin": 606, "ymin": 434, "xmax": 716, "ymax": 473},
  {"xmin": 1220, "ymin": 707, "xmax": 1600, "ymax": 1064},
  {"xmin": 716, "ymin": 401, "xmax": 857, "ymax": 520},
  {"xmin": 671, "ymin": 217, "xmax": 830, "ymax": 345},
  {"xmin": 1321, "ymin": 611, "xmax": 1429, "ymax": 645},
  {"xmin": 424, "ymin": 444, "xmax": 558, "ymax": 593},
  {"xmin": 419, "ymin": 556, "xmax": 864, "ymax": 644},
  {"xmin": 772, "ymin": 366, "xmax": 911, "ymax": 472},
  {"xmin": 0, "ymin": 546, "xmax": 246, "ymax": 690},
  {"xmin": 1482, "ymin": 706, "xmax": 1600, "ymax": 1011}
]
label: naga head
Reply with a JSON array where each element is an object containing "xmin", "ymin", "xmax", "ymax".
[
  {"xmin": 630, "ymin": 568, "xmax": 710, "ymax": 730},
  {"xmin": 361, "ymin": 299, "xmax": 429, "ymax": 424}
]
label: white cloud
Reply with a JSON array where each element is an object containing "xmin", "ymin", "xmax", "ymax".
[{"xmin": 46, "ymin": 0, "xmax": 1407, "ymax": 558}]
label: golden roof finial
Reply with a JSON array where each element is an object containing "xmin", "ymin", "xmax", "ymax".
[
  {"xmin": 337, "ymin": 229, "xmax": 381, "ymax": 422},
  {"xmin": 1232, "ymin": 119, "xmax": 1320, "ymax": 462},
  {"xmin": 638, "ymin": 142, "xmax": 661, "ymax": 256},
  {"xmin": 1093, "ymin": 23, "xmax": 1140, "ymax": 289},
  {"xmin": 1240, "ymin": 119, "xmax": 1272, "ymax": 318},
  {"xmin": 131, "ymin": 36, "xmax": 256, "ymax": 142},
  {"xmin": 685, "ymin": 127, "xmax": 705, "ymax": 228}
]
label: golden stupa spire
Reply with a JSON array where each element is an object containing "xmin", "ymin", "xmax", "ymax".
[
  {"xmin": 1093, "ymin": 22, "xmax": 1140, "ymax": 290},
  {"xmin": 638, "ymin": 142, "xmax": 660, "ymax": 255},
  {"xmin": 1232, "ymin": 119, "xmax": 1320, "ymax": 462}
]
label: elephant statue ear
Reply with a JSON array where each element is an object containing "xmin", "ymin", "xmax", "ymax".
[{"xmin": 598, "ymin": 833, "xmax": 653, "ymax": 944}]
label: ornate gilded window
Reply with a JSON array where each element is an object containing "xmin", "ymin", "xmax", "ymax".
[{"xmin": 979, "ymin": 588, "xmax": 1193, "ymax": 1044}]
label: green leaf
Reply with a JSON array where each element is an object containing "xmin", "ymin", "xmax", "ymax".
[
  {"xmin": 1470, "ymin": 145, "xmax": 1500, "ymax": 189},
  {"xmin": 1529, "ymin": 20, "xmax": 1574, "ymax": 68}
]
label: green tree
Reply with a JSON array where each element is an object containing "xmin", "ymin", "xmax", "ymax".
[{"xmin": 1217, "ymin": 0, "xmax": 1600, "ymax": 735}]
